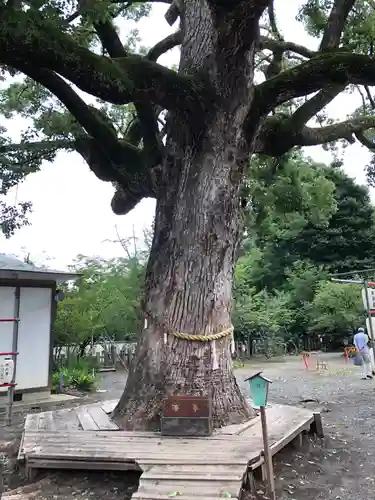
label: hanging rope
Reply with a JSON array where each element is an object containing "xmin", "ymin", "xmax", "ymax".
[{"xmin": 168, "ymin": 325, "xmax": 234, "ymax": 342}]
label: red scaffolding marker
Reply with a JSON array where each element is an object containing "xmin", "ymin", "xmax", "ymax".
[{"xmin": 0, "ymin": 286, "xmax": 20, "ymax": 425}]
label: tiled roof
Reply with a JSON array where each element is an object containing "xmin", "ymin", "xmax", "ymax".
[{"xmin": 0, "ymin": 253, "xmax": 75, "ymax": 276}]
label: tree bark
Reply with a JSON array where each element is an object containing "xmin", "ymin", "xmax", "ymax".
[
  {"xmin": 112, "ymin": 133, "xmax": 254, "ymax": 430},
  {"xmin": 112, "ymin": 0, "xmax": 260, "ymax": 431},
  {"xmin": 113, "ymin": 108, "xmax": 257, "ymax": 429}
]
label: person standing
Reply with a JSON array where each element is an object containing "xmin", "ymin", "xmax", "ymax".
[{"xmin": 354, "ymin": 327, "xmax": 373, "ymax": 380}]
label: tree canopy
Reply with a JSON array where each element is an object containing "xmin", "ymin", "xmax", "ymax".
[
  {"xmin": 56, "ymin": 155, "xmax": 371, "ymax": 350},
  {"xmin": 233, "ymin": 153, "xmax": 372, "ymax": 346},
  {"xmin": 54, "ymin": 254, "xmax": 145, "ymax": 347},
  {"xmin": 2, "ymin": 0, "xmax": 375, "ymax": 235}
]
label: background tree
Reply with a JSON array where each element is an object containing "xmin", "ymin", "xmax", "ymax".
[
  {"xmin": 54, "ymin": 255, "xmax": 145, "ymax": 350},
  {"xmin": 308, "ymin": 281, "xmax": 364, "ymax": 339},
  {"xmin": 291, "ymin": 167, "xmax": 375, "ymax": 273},
  {"xmin": 234, "ymin": 154, "xmax": 375, "ymax": 348},
  {"xmin": 2, "ymin": 0, "xmax": 375, "ymax": 429}
]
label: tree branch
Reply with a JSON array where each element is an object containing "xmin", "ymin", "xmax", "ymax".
[
  {"xmin": 93, "ymin": 18, "xmax": 128, "ymax": 58},
  {"xmin": 0, "ymin": 139, "xmax": 75, "ymax": 154},
  {"xmin": 267, "ymin": 0, "xmax": 282, "ymax": 40},
  {"xmin": 66, "ymin": 0, "xmax": 172, "ymax": 23},
  {"xmin": 124, "ymin": 31, "xmax": 182, "ymax": 155},
  {"xmin": 9, "ymin": 61, "xmax": 160, "ymax": 216},
  {"xmin": 287, "ymin": 84, "xmax": 346, "ymax": 129},
  {"xmin": 281, "ymin": 0, "xmax": 356, "ymax": 130},
  {"xmin": 320, "ymin": 0, "xmax": 356, "ymax": 50},
  {"xmin": 0, "ymin": 7, "xmax": 202, "ymax": 110},
  {"xmin": 253, "ymin": 52, "xmax": 375, "ymax": 120},
  {"xmin": 255, "ymin": 115, "xmax": 375, "ymax": 155},
  {"xmin": 147, "ymin": 30, "xmax": 182, "ymax": 61},
  {"xmin": 356, "ymin": 129, "xmax": 375, "ymax": 150},
  {"xmin": 165, "ymin": 0, "xmax": 180, "ymax": 26},
  {"xmin": 15, "ymin": 62, "xmax": 143, "ymax": 172},
  {"xmin": 259, "ymin": 37, "xmax": 315, "ymax": 59},
  {"xmin": 295, "ymin": 116, "xmax": 375, "ymax": 146}
]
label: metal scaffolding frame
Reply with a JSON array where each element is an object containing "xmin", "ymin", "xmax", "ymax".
[
  {"xmin": 0, "ymin": 286, "xmax": 20, "ymax": 425},
  {"xmin": 331, "ymin": 269, "xmax": 375, "ymax": 348}
]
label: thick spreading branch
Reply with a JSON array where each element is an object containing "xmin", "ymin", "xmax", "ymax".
[
  {"xmin": 0, "ymin": 140, "xmax": 74, "ymax": 154},
  {"xmin": 259, "ymin": 37, "xmax": 315, "ymax": 59},
  {"xmin": 294, "ymin": 116, "xmax": 375, "ymax": 146},
  {"xmin": 124, "ymin": 31, "xmax": 182, "ymax": 152},
  {"xmin": 15, "ymin": 63, "xmax": 143, "ymax": 172},
  {"xmin": 356, "ymin": 130, "xmax": 375, "ymax": 150},
  {"xmin": 3, "ymin": 56, "xmax": 159, "ymax": 213},
  {"xmin": 267, "ymin": 0, "xmax": 282, "ymax": 40},
  {"xmin": 285, "ymin": 0, "xmax": 355, "ymax": 131},
  {"xmin": 320, "ymin": 0, "xmax": 356, "ymax": 50},
  {"xmin": 287, "ymin": 84, "xmax": 346, "ymax": 129},
  {"xmin": 0, "ymin": 7, "xmax": 202, "ymax": 110},
  {"xmin": 253, "ymin": 52, "xmax": 375, "ymax": 120},
  {"xmin": 147, "ymin": 30, "xmax": 182, "ymax": 61},
  {"xmin": 94, "ymin": 17, "xmax": 128, "ymax": 58},
  {"xmin": 255, "ymin": 115, "xmax": 375, "ymax": 155}
]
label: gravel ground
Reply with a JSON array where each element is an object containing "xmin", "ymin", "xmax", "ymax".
[{"xmin": 1, "ymin": 353, "xmax": 374, "ymax": 499}]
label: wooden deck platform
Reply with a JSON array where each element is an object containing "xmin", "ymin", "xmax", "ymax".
[{"xmin": 16, "ymin": 400, "xmax": 323, "ymax": 500}]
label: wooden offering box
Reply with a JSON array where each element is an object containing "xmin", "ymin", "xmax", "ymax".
[{"xmin": 161, "ymin": 395, "xmax": 213, "ymax": 437}]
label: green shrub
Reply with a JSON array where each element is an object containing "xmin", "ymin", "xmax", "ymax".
[
  {"xmin": 71, "ymin": 372, "xmax": 97, "ymax": 391},
  {"xmin": 52, "ymin": 363, "xmax": 98, "ymax": 392}
]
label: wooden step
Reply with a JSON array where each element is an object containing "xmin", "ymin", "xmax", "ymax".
[
  {"xmin": 137, "ymin": 458, "xmax": 248, "ymax": 466},
  {"xmin": 135, "ymin": 479, "xmax": 242, "ymax": 497},
  {"xmin": 133, "ymin": 494, "xmax": 239, "ymax": 500},
  {"xmin": 142, "ymin": 472, "xmax": 244, "ymax": 482},
  {"xmin": 3, "ymin": 493, "xmax": 40, "ymax": 499},
  {"xmin": 142, "ymin": 464, "xmax": 245, "ymax": 476}
]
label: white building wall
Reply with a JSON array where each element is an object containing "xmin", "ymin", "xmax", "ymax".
[{"xmin": 0, "ymin": 286, "xmax": 52, "ymax": 392}]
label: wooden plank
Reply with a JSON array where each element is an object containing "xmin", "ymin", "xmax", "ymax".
[
  {"xmin": 20, "ymin": 431, "xmax": 250, "ymax": 451},
  {"xmin": 26, "ymin": 457, "xmax": 141, "ymax": 472},
  {"xmin": 50, "ymin": 408, "xmax": 80, "ymax": 431},
  {"xmin": 24, "ymin": 413, "xmax": 41, "ymax": 432},
  {"xmin": 25, "ymin": 445, "xmax": 254, "ymax": 461},
  {"xmin": 269, "ymin": 417, "xmax": 314, "ymax": 457},
  {"xmin": 26, "ymin": 447, "xmax": 253, "ymax": 464},
  {"xmin": 17, "ymin": 432, "xmax": 25, "ymax": 461},
  {"xmin": 76, "ymin": 408, "xmax": 99, "ymax": 431},
  {"xmin": 142, "ymin": 472, "xmax": 244, "ymax": 482},
  {"xmin": 101, "ymin": 399, "xmax": 118, "ymax": 414},
  {"xmin": 23, "ymin": 429, "xmax": 247, "ymax": 442},
  {"xmin": 312, "ymin": 412, "xmax": 324, "ymax": 437},
  {"xmin": 86, "ymin": 405, "xmax": 119, "ymax": 430},
  {"xmin": 136, "ymin": 479, "xmax": 242, "ymax": 497},
  {"xmin": 22, "ymin": 445, "xmax": 255, "ymax": 464},
  {"xmin": 38, "ymin": 411, "xmax": 54, "ymax": 431},
  {"xmin": 161, "ymin": 417, "xmax": 212, "ymax": 437},
  {"xmin": 143, "ymin": 464, "xmax": 245, "ymax": 476},
  {"xmin": 216, "ymin": 415, "xmax": 259, "ymax": 435},
  {"xmin": 132, "ymin": 495, "xmax": 238, "ymax": 500},
  {"xmin": 2, "ymin": 494, "xmax": 40, "ymax": 499}
]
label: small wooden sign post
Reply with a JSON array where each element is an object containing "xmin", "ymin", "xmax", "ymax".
[{"xmin": 245, "ymin": 372, "xmax": 276, "ymax": 500}]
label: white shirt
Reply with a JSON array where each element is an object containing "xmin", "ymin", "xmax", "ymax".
[{"xmin": 354, "ymin": 332, "xmax": 369, "ymax": 354}]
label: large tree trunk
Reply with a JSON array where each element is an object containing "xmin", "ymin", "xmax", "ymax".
[{"xmin": 112, "ymin": 1, "xmax": 260, "ymax": 431}]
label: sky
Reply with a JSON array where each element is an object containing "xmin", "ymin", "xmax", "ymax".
[{"xmin": 0, "ymin": 0, "xmax": 373, "ymax": 269}]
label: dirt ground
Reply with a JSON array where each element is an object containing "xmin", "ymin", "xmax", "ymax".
[{"xmin": 1, "ymin": 353, "xmax": 374, "ymax": 499}]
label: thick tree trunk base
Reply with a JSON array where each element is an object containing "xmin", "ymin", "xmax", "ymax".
[{"xmin": 112, "ymin": 328, "xmax": 254, "ymax": 431}]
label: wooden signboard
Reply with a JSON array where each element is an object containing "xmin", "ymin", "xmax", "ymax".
[{"xmin": 161, "ymin": 395, "xmax": 213, "ymax": 436}]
